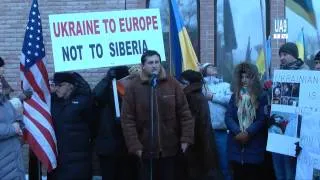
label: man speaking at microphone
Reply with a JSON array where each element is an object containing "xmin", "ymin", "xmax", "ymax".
[{"xmin": 121, "ymin": 50, "xmax": 194, "ymax": 180}]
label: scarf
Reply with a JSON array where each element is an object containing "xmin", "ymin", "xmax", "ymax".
[
  {"xmin": 204, "ymin": 76, "xmax": 222, "ymax": 84},
  {"xmin": 237, "ymin": 88, "xmax": 256, "ymax": 132},
  {"xmin": 280, "ymin": 59, "xmax": 304, "ymax": 70}
]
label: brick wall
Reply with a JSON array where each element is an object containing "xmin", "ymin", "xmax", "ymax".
[
  {"xmin": 270, "ymin": 0, "xmax": 286, "ymax": 74},
  {"xmin": 1, "ymin": 0, "xmax": 145, "ymax": 175},
  {"xmin": 200, "ymin": 0, "xmax": 215, "ymax": 64},
  {"xmin": 0, "ymin": 0, "xmax": 146, "ymax": 92},
  {"xmin": 1, "ymin": 0, "xmax": 287, "ymax": 87}
]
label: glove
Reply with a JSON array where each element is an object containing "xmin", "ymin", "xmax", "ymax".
[
  {"xmin": 267, "ymin": 114, "xmax": 276, "ymax": 128},
  {"xmin": 108, "ymin": 69, "xmax": 117, "ymax": 80},
  {"xmin": 18, "ymin": 89, "xmax": 33, "ymax": 101},
  {"xmin": 295, "ymin": 142, "xmax": 302, "ymax": 157}
]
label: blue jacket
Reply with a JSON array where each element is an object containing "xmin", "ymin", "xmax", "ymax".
[{"xmin": 225, "ymin": 93, "xmax": 267, "ymax": 164}]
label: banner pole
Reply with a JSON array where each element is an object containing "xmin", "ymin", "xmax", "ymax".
[{"xmin": 29, "ymin": 149, "xmax": 42, "ymax": 180}]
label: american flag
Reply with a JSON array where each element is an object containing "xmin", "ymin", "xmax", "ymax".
[{"xmin": 20, "ymin": 0, "xmax": 57, "ymax": 171}]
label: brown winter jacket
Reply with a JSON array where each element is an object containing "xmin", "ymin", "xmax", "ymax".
[{"xmin": 121, "ymin": 67, "xmax": 194, "ymax": 158}]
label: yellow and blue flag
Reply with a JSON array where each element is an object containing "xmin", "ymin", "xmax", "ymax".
[
  {"xmin": 169, "ymin": 0, "xmax": 198, "ymax": 77},
  {"xmin": 286, "ymin": 0, "xmax": 316, "ymax": 28},
  {"xmin": 296, "ymin": 29, "xmax": 305, "ymax": 61},
  {"xmin": 256, "ymin": 36, "xmax": 271, "ymax": 78}
]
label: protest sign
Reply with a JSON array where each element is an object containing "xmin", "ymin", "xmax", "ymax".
[
  {"xmin": 266, "ymin": 70, "xmax": 320, "ymax": 179},
  {"xmin": 49, "ymin": 9, "xmax": 165, "ymax": 72}
]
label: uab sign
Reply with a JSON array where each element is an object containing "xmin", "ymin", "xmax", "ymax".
[{"xmin": 273, "ymin": 18, "xmax": 288, "ymax": 39}]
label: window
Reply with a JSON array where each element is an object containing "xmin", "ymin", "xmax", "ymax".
[
  {"xmin": 216, "ymin": 0, "xmax": 267, "ymax": 82},
  {"xmin": 286, "ymin": 0, "xmax": 320, "ymax": 69},
  {"xmin": 148, "ymin": 0, "xmax": 199, "ymax": 62}
]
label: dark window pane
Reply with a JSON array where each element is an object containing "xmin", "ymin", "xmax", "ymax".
[
  {"xmin": 216, "ymin": 0, "xmax": 266, "ymax": 82},
  {"xmin": 148, "ymin": 0, "xmax": 199, "ymax": 61}
]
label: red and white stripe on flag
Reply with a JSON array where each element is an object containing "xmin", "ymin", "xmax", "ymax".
[{"xmin": 20, "ymin": 0, "xmax": 57, "ymax": 171}]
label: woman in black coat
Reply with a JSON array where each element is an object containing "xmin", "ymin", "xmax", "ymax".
[
  {"xmin": 92, "ymin": 66, "xmax": 139, "ymax": 180},
  {"xmin": 48, "ymin": 72, "xmax": 93, "ymax": 180}
]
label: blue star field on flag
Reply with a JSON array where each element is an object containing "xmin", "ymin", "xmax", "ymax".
[{"xmin": 22, "ymin": 0, "xmax": 45, "ymax": 70}]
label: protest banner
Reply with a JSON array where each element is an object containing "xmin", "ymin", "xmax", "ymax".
[
  {"xmin": 49, "ymin": 9, "xmax": 165, "ymax": 72},
  {"xmin": 266, "ymin": 70, "xmax": 320, "ymax": 179}
]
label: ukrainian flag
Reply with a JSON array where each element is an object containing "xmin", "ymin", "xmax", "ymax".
[
  {"xmin": 169, "ymin": 0, "xmax": 199, "ymax": 77},
  {"xmin": 256, "ymin": 37, "xmax": 271, "ymax": 78},
  {"xmin": 296, "ymin": 29, "xmax": 305, "ymax": 61},
  {"xmin": 286, "ymin": 0, "xmax": 316, "ymax": 28}
]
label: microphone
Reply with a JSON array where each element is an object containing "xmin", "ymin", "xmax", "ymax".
[{"xmin": 151, "ymin": 72, "xmax": 157, "ymax": 88}]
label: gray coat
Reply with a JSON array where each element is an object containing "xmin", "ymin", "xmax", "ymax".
[{"xmin": 0, "ymin": 101, "xmax": 25, "ymax": 180}]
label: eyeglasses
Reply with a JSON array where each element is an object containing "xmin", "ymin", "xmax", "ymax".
[{"xmin": 315, "ymin": 60, "xmax": 320, "ymax": 65}]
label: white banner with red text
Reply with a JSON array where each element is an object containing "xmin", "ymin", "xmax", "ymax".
[{"xmin": 49, "ymin": 9, "xmax": 165, "ymax": 72}]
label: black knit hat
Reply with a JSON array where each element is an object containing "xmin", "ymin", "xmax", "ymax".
[
  {"xmin": 0, "ymin": 57, "xmax": 4, "ymax": 67},
  {"xmin": 314, "ymin": 51, "xmax": 320, "ymax": 61},
  {"xmin": 53, "ymin": 72, "xmax": 75, "ymax": 85},
  {"xmin": 279, "ymin": 42, "xmax": 299, "ymax": 59},
  {"xmin": 180, "ymin": 70, "xmax": 203, "ymax": 84}
]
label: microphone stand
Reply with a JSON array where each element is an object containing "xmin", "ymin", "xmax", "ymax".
[{"xmin": 149, "ymin": 74, "xmax": 157, "ymax": 180}]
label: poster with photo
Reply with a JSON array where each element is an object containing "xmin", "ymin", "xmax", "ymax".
[{"xmin": 266, "ymin": 70, "xmax": 320, "ymax": 180}]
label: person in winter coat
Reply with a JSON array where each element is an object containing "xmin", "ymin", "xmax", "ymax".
[
  {"xmin": 0, "ymin": 67, "xmax": 25, "ymax": 180},
  {"xmin": 201, "ymin": 63, "xmax": 232, "ymax": 180},
  {"xmin": 179, "ymin": 70, "xmax": 221, "ymax": 180},
  {"xmin": 92, "ymin": 66, "xmax": 139, "ymax": 180},
  {"xmin": 269, "ymin": 42, "xmax": 307, "ymax": 180},
  {"xmin": 314, "ymin": 51, "xmax": 320, "ymax": 71},
  {"xmin": 121, "ymin": 50, "xmax": 194, "ymax": 180},
  {"xmin": 225, "ymin": 62, "xmax": 267, "ymax": 180},
  {"xmin": 279, "ymin": 42, "xmax": 309, "ymax": 70},
  {"xmin": 0, "ymin": 57, "xmax": 14, "ymax": 99},
  {"xmin": 48, "ymin": 72, "xmax": 93, "ymax": 180}
]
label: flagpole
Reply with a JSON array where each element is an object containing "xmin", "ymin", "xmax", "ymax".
[
  {"xmin": 260, "ymin": 0, "xmax": 269, "ymax": 80},
  {"xmin": 168, "ymin": 0, "xmax": 173, "ymax": 75},
  {"xmin": 301, "ymin": 27, "xmax": 305, "ymax": 61}
]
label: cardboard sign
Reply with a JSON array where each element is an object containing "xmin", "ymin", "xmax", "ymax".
[
  {"xmin": 49, "ymin": 9, "xmax": 165, "ymax": 72},
  {"xmin": 267, "ymin": 70, "xmax": 320, "ymax": 179}
]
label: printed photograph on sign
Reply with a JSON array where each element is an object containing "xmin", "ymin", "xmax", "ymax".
[
  {"xmin": 313, "ymin": 168, "xmax": 320, "ymax": 180},
  {"xmin": 269, "ymin": 111, "xmax": 298, "ymax": 137},
  {"xmin": 272, "ymin": 82, "xmax": 300, "ymax": 106}
]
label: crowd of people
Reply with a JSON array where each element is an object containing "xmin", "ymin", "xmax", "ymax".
[{"xmin": 0, "ymin": 42, "xmax": 320, "ymax": 180}]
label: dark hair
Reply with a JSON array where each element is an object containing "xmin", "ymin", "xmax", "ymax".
[
  {"xmin": 0, "ymin": 57, "xmax": 4, "ymax": 67},
  {"xmin": 180, "ymin": 70, "xmax": 203, "ymax": 84},
  {"xmin": 141, "ymin": 50, "xmax": 161, "ymax": 64},
  {"xmin": 231, "ymin": 62, "xmax": 262, "ymax": 107},
  {"xmin": 315, "ymin": 51, "xmax": 320, "ymax": 61},
  {"xmin": 202, "ymin": 64, "xmax": 216, "ymax": 77}
]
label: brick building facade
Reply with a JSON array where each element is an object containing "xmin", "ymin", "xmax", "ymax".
[
  {"xmin": 1, "ymin": 0, "xmax": 285, "ymax": 91},
  {"xmin": 1, "ymin": 0, "xmax": 287, "ymax": 175}
]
